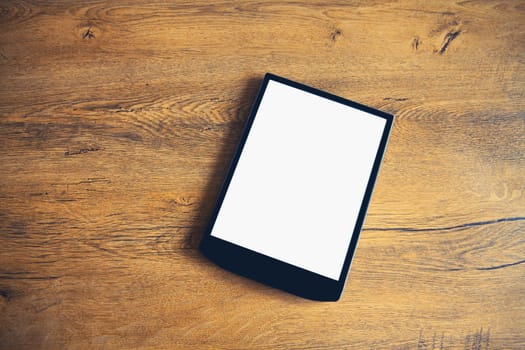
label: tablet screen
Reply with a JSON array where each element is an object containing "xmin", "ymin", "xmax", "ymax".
[{"xmin": 210, "ymin": 79, "xmax": 387, "ymax": 281}]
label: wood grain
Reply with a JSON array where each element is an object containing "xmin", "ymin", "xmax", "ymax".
[{"xmin": 1, "ymin": 1, "xmax": 524, "ymax": 349}]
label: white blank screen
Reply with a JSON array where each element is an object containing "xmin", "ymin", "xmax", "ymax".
[{"xmin": 210, "ymin": 80, "xmax": 386, "ymax": 280}]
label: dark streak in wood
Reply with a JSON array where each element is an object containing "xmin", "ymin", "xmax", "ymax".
[
  {"xmin": 364, "ymin": 216, "xmax": 525, "ymax": 233},
  {"xmin": 383, "ymin": 97, "xmax": 409, "ymax": 101},
  {"xmin": 64, "ymin": 147, "xmax": 101, "ymax": 156},
  {"xmin": 0, "ymin": 275, "xmax": 60, "ymax": 280},
  {"xmin": 75, "ymin": 177, "xmax": 111, "ymax": 185},
  {"xmin": 476, "ymin": 258, "xmax": 525, "ymax": 271},
  {"xmin": 33, "ymin": 299, "xmax": 62, "ymax": 313},
  {"xmin": 30, "ymin": 192, "xmax": 48, "ymax": 196},
  {"xmin": 2, "ymin": 271, "xmax": 36, "ymax": 275},
  {"xmin": 112, "ymin": 131, "xmax": 143, "ymax": 142},
  {"xmin": 109, "ymin": 225, "xmax": 192, "ymax": 233},
  {"xmin": 437, "ymin": 30, "xmax": 461, "ymax": 54},
  {"xmin": 85, "ymin": 242, "xmax": 120, "ymax": 256}
]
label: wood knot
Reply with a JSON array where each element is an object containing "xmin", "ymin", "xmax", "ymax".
[
  {"xmin": 82, "ymin": 27, "xmax": 95, "ymax": 39},
  {"xmin": 330, "ymin": 28, "xmax": 342, "ymax": 42},
  {"xmin": 411, "ymin": 36, "xmax": 421, "ymax": 50}
]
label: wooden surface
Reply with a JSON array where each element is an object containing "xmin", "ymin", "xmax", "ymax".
[{"xmin": 1, "ymin": 1, "xmax": 524, "ymax": 349}]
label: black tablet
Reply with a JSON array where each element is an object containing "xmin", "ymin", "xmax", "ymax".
[{"xmin": 200, "ymin": 73, "xmax": 393, "ymax": 301}]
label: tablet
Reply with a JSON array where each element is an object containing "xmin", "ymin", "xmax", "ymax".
[{"xmin": 200, "ymin": 73, "xmax": 393, "ymax": 301}]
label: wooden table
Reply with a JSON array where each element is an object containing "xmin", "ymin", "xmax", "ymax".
[{"xmin": 1, "ymin": 1, "xmax": 524, "ymax": 349}]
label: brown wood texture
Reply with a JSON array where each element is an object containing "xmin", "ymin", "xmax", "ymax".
[{"xmin": 1, "ymin": 1, "xmax": 524, "ymax": 349}]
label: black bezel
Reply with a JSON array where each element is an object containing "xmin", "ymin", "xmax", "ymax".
[{"xmin": 200, "ymin": 73, "xmax": 393, "ymax": 301}]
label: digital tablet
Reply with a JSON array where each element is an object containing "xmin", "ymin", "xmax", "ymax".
[{"xmin": 200, "ymin": 73, "xmax": 393, "ymax": 301}]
